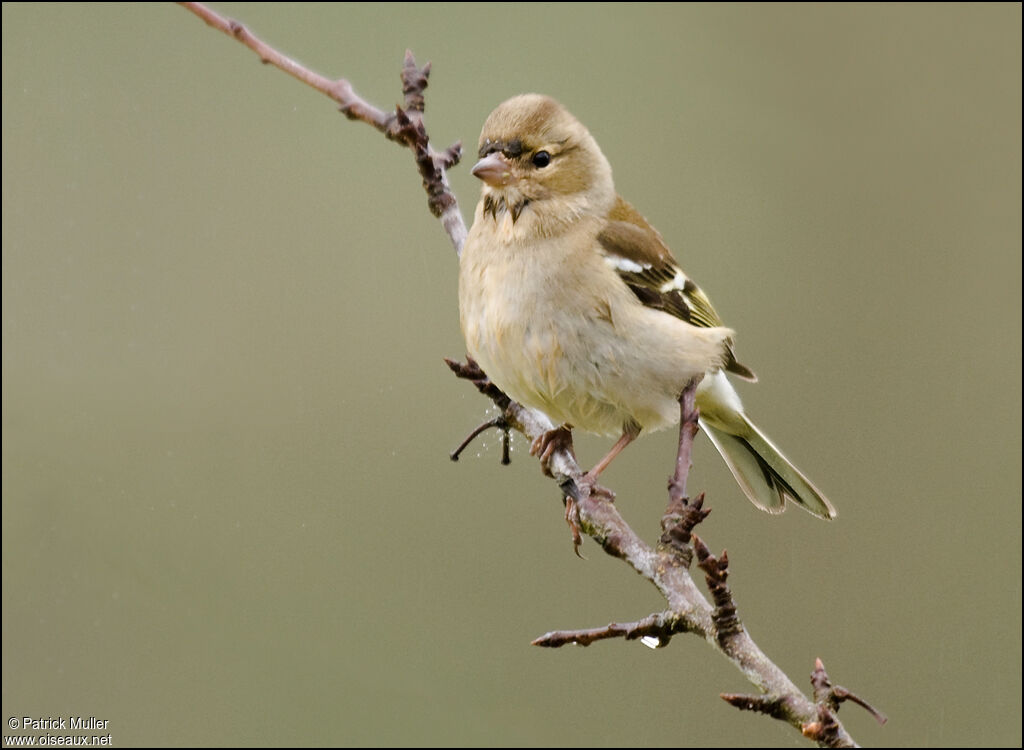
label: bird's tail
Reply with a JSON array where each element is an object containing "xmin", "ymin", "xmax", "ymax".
[{"xmin": 697, "ymin": 372, "xmax": 835, "ymax": 519}]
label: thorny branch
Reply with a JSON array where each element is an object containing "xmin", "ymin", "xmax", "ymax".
[{"xmin": 181, "ymin": 4, "xmax": 882, "ymax": 746}]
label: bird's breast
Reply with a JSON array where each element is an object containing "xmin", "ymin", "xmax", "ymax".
[
  {"xmin": 459, "ymin": 232, "xmax": 629, "ymax": 433},
  {"xmin": 460, "ymin": 246, "xmax": 562, "ymax": 401}
]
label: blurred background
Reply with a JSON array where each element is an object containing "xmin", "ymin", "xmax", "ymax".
[{"xmin": 3, "ymin": 3, "xmax": 1020, "ymax": 747}]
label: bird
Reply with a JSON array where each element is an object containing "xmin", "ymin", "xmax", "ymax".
[{"xmin": 457, "ymin": 93, "xmax": 835, "ymax": 519}]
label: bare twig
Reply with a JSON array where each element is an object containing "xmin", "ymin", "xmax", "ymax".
[
  {"xmin": 179, "ymin": 2, "xmax": 467, "ymax": 254},
  {"xmin": 720, "ymin": 693, "xmax": 790, "ymax": 721},
  {"xmin": 532, "ymin": 610, "xmax": 691, "ymax": 648},
  {"xmin": 449, "ymin": 415, "xmax": 510, "ymax": 464},
  {"xmin": 812, "ymin": 658, "xmax": 889, "ymax": 726},
  {"xmin": 179, "ymin": 5, "xmax": 880, "ymax": 745}
]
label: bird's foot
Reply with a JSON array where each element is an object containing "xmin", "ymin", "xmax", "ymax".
[
  {"xmin": 578, "ymin": 471, "xmax": 616, "ymax": 502},
  {"xmin": 563, "ymin": 473, "xmax": 615, "ymax": 557},
  {"xmin": 564, "ymin": 496, "xmax": 584, "ymax": 556},
  {"xmin": 532, "ymin": 425, "xmax": 618, "ymax": 554},
  {"xmin": 530, "ymin": 425, "xmax": 575, "ymax": 478}
]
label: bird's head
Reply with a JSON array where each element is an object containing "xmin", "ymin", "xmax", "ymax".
[{"xmin": 471, "ymin": 94, "xmax": 615, "ymax": 235}]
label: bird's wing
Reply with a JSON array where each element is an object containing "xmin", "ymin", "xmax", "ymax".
[{"xmin": 597, "ymin": 196, "xmax": 757, "ymax": 382}]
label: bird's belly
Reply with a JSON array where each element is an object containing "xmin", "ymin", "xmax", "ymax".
[{"xmin": 462, "ymin": 295, "xmax": 677, "ymax": 437}]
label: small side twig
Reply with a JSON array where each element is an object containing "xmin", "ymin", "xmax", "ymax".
[
  {"xmin": 811, "ymin": 658, "xmax": 888, "ymax": 726},
  {"xmin": 532, "ymin": 610, "xmax": 691, "ymax": 648},
  {"xmin": 719, "ymin": 693, "xmax": 790, "ymax": 722},
  {"xmin": 449, "ymin": 416, "xmax": 510, "ymax": 465}
]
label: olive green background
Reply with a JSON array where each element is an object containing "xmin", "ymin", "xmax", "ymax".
[{"xmin": 3, "ymin": 3, "xmax": 1020, "ymax": 747}]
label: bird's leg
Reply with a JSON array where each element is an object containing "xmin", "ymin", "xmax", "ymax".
[
  {"xmin": 583, "ymin": 421, "xmax": 641, "ymax": 483},
  {"xmin": 530, "ymin": 424, "xmax": 576, "ymax": 478},
  {"xmin": 567, "ymin": 422, "xmax": 643, "ymax": 515},
  {"xmin": 669, "ymin": 378, "xmax": 701, "ymax": 501}
]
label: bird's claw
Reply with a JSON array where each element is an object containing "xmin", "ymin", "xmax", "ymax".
[
  {"xmin": 578, "ymin": 472, "xmax": 616, "ymax": 502},
  {"xmin": 564, "ymin": 496, "xmax": 584, "ymax": 556},
  {"xmin": 530, "ymin": 425, "xmax": 575, "ymax": 478},
  {"xmin": 563, "ymin": 472, "xmax": 616, "ymax": 557}
]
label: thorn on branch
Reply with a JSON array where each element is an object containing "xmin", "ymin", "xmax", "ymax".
[
  {"xmin": 694, "ymin": 535, "xmax": 743, "ymax": 644},
  {"xmin": 720, "ymin": 693, "xmax": 789, "ymax": 721},
  {"xmin": 811, "ymin": 658, "xmax": 888, "ymax": 726}
]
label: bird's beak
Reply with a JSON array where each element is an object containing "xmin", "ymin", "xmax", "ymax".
[{"xmin": 471, "ymin": 152, "xmax": 514, "ymax": 187}]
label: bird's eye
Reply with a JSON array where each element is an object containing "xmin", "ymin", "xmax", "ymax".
[{"xmin": 532, "ymin": 150, "xmax": 551, "ymax": 168}]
